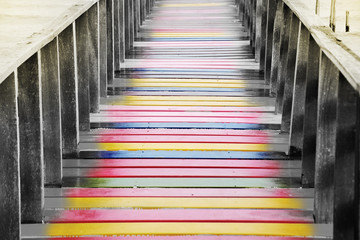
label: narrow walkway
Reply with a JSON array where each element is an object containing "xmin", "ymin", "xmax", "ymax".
[{"xmin": 23, "ymin": 0, "xmax": 329, "ymax": 238}]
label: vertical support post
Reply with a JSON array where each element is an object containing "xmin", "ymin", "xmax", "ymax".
[
  {"xmin": 76, "ymin": 4, "xmax": 100, "ymax": 131},
  {"xmin": 301, "ymin": 36, "xmax": 320, "ymax": 187},
  {"xmin": 330, "ymin": 0, "xmax": 336, "ymax": 31},
  {"xmin": 0, "ymin": 74, "xmax": 20, "ymax": 239},
  {"xmin": 259, "ymin": 0, "xmax": 268, "ymax": 71},
  {"xmin": 275, "ymin": 6, "xmax": 292, "ymax": 114},
  {"xmin": 270, "ymin": 0, "xmax": 283, "ymax": 95},
  {"xmin": 280, "ymin": 15, "xmax": 300, "ymax": 133},
  {"xmin": 264, "ymin": 0, "xmax": 277, "ymax": 84},
  {"xmin": 333, "ymin": 74, "xmax": 359, "ymax": 239},
  {"xmin": 129, "ymin": 0, "xmax": 135, "ymax": 47},
  {"xmin": 119, "ymin": 0, "xmax": 125, "ymax": 64},
  {"xmin": 58, "ymin": 24, "xmax": 79, "ymax": 158},
  {"xmin": 99, "ymin": 0, "xmax": 108, "ymax": 97},
  {"xmin": 106, "ymin": 0, "xmax": 114, "ymax": 81},
  {"xmin": 124, "ymin": 0, "xmax": 131, "ymax": 55},
  {"xmin": 18, "ymin": 53, "xmax": 44, "ymax": 223},
  {"xmin": 314, "ymin": 52, "xmax": 339, "ymax": 223},
  {"xmin": 113, "ymin": 0, "xmax": 121, "ymax": 71},
  {"xmin": 40, "ymin": 38, "xmax": 62, "ymax": 186},
  {"xmin": 289, "ymin": 24, "xmax": 310, "ymax": 156},
  {"xmin": 255, "ymin": 0, "xmax": 262, "ymax": 62}
]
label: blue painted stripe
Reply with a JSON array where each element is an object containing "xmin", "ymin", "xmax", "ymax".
[
  {"xmin": 79, "ymin": 150, "xmax": 287, "ymax": 159},
  {"xmin": 90, "ymin": 122, "xmax": 279, "ymax": 130}
]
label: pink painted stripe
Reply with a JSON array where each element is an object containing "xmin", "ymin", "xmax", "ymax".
[
  {"xmin": 100, "ymin": 105, "xmax": 270, "ymax": 112},
  {"xmin": 95, "ymin": 135, "xmax": 270, "ymax": 144},
  {"xmin": 91, "ymin": 117, "xmax": 267, "ymax": 124},
  {"xmin": 84, "ymin": 129, "xmax": 271, "ymax": 136},
  {"xmin": 101, "ymin": 111, "xmax": 262, "ymax": 118},
  {"xmin": 61, "ymin": 188, "xmax": 310, "ymax": 198},
  {"xmin": 49, "ymin": 209, "xmax": 312, "ymax": 223},
  {"xmin": 66, "ymin": 159, "xmax": 282, "ymax": 169},
  {"xmin": 85, "ymin": 168, "xmax": 282, "ymax": 178}
]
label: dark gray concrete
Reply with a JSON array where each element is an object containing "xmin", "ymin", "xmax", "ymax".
[
  {"xmin": 18, "ymin": 53, "xmax": 44, "ymax": 223},
  {"xmin": 58, "ymin": 24, "xmax": 79, "ymax": 158},
  {"xmin": 264, "ymin": 0, "xmax": 277, "ymax": 84},
  {"xmin": 106, "ymin": 0, "xmax": 114, "ymax": 82},
  {"xmin": 0, "ymin": 74, "xmax": 20, "ymax": 239},
  {"xmin": 40, "ymin": 38, "xmax": 62, "ymax": 187}
]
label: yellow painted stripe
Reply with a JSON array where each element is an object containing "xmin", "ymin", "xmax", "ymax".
[
  {"xmin": 130, "ymin": 82, "xmax": 247, "ymax": 88},
  {"xmin": 46, "ymin": 223, "xmax": 314, "ymax": 236},
  {"xmin": 131, "ymin": 78, "xmax": 249, "ymax": 84},
  {"xmin": 125, "ymin": 96, "xmax": 256, "ymax": 102},
  {"xmin": 64, "ymin": 197, "xmax": 305, "ymax": 209},
  {"xmin": 98, "ymin": 143, "xmax": 268, "ymax": 151},
  {"xmin": 162, "ymin": 3, "xmax": 226, "ymax": 7},
  {"xmin": 121, "ymin": 101, "xmax": 256, "ymax": 107}
]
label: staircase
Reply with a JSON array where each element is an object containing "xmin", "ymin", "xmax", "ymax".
[{"xmin": 22, "ymin": 0, "xmax": 331, "ymax": 238}]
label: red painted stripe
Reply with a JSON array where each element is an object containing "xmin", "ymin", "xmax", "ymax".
[
  {"xmin": 100, "ymin": 105, "xmax": 271, "ymax": 112},
  {"xmin": 95, "ymin": 135, "xmax": 269, "ymax": 144},
  {"xmin": 85, "ymin": 129, "xmax": 271, "ymax": 136},
  {"xmin": 61, "ymin": 188, "xmax": 309, "ymax": 198},
  {"xmin": 49, "ymin": 209, "xmax": 312, "ymax": 223},
  {"xmin": 101, "ymin": 111, "xmax": 262, "ymax": 118},
  {"xmin": 91, "ymin": 117, "xmax": 266, "ymax": 124},
  {"xmin": 66, "ymin": 159, "xmax": 281, "ymax": 169},
  {"xmin": 85, "ymin": 168, "xmax": 282, "ymax": 178}
]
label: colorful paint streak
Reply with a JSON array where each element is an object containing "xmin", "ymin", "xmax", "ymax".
[{"xmin": 24, "ymin": 0, "xmax": 325, "ymax": 238}]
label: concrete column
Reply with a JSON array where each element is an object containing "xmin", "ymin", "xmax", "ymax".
[
  {"xmin": 58, "ymin": 24, "xmax": 79, "ymax": 158},
  {"xmin": 0, "ymin": 74, "xmax": 20, "ymax": 239},
  {"xmin": 40, "ymin": 38, "xmax": 62, "ymax": 186},
  {"xmin": 106, "ymin": 0, "xmax": 114, "ymax": 82},
  {"xmin": 18, "ymin": 53, "xmax": 44, "ymax": 223}
]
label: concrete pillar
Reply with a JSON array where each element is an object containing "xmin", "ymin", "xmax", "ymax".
[
  {"xmin": 0, "ymin": 74, "xmax": 21, "ymax": 239},
  {"xmin": 18, "ymin": 53, "xmax": 44, "ymax": 223},
  {"xmin": 106, "ymin": 0, "xmax": 114, "ymax": 82},
  {"xmin": 58, "ymin": 24, "xmax": 79, "ymax": 158},
  {"xmin": 40, "ymin": 38, "xmax": 62, "ymax": 187}
]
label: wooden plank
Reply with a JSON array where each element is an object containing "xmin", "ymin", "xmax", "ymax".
[
  {"xmin": 45, "ymin": 187, "xmax": 314, "ymax": 198},
  {"xmin": 63, "ymin": 158, "xmax": 300, "ymax": 169},
  {"xmin": 58, "ymin": 24, "xmax": 79, "ymax": 158},
  {"xmin": 18, "ymin": 53, "xmax": 44, "ymax": 223},
  {"xmin": 82, "ymin": 135, "xmax": 285, "ymax": 144},
  {"xmin": 100, "ymin": 105, "xmax": 275, "ymax": 112},
  {"xmin": 22, "ymin": 222, "xmax": 331, "ymax": 238},
  {"xmin": 63, "ymin": 168, "xmax": 300, "ymax": 178},
  {"xmin": 301, "ymin": 36, "xmax": 320, "ymax": 187},
  {"xmin": 80, "ymin": 142, "xmax": 286, "ymax": 152},
  {"xmin": 314, "ymin": 52, "xmax": 339, "ymax": 223},
  {"xmin": 46, "ymin": 209, "xmax": 313, "ymax": 223},
  {"xmin": 289, "ymin": 24, "xmax": 310, "ymax": 156},
  {"xmin": 0, "ymin": 0, "xmax": 98, "ymax": 85},
  {"xmin": 62, "ymin": 177, "xmax": 299, "ymax": 188},
  {"xmin": 44, "ymin": 197, "xmax": 312, "ymax": 209},
  {"xmin": 333, "ymin": 73, "xmax": 359, "ymax": 239},
  {"xmin": 0, "ymin": 74, "xmax": 20, "ymax": 239},
  {"xmin": 40, "ymin": 38, "xmax": 62, "ymax": 186}
]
